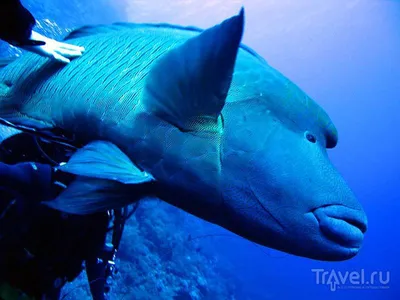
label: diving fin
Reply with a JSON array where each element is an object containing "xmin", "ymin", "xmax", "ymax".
[{"xmin": 57, "ymin": 140, "xmax": 154, "ymax": 184}]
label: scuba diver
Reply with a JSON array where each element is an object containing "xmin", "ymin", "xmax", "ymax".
[
  {"xmin": 0, "ymin": 131, "xmax": 133, "ymax": 300},
  {"xmin": 0, "ymin": 0, "xmax": 84, "ymax": 63},
  {"xmin": 0, "ymin": 1, "xmax": 133, "ymax": 298}
]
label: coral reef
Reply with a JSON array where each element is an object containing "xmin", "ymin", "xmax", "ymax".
[{"xmin": 61, "ymin": 201, "xmax": 240, "ymax": 300}]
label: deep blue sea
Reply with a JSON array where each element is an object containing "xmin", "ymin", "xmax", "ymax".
[{"xmin": 0, "ymin": 1, "xmax": 398, "ymax": 299}]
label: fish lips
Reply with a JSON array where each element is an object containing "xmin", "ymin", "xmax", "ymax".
[{"xmin": 312, "ymin": 204, "xmax": 368, "ymax": 250}]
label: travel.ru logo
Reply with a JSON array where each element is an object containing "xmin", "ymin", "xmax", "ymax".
[{"xmin": 311, "ymin": 268, "xmax": 390, "ymax": 291}]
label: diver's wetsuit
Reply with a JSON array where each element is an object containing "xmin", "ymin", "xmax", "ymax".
[
  {"xmin": 0, "ymin": 0, "xmax": 36, "ymax": 46},
  {"xmin": 0, "ymin": 134, "xmax": 110, "ymax": 300}
]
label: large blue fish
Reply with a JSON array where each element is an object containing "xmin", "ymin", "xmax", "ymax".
[{"xmin": 0, "ymin": 9, "xmax": 367, "ymax": 261}]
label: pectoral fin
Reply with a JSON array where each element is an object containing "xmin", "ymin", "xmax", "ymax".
[
  {"xmin": 58, "ymin": 140, "xmax": 154, "ymax": 184},
  {"xmin": 43, "ymin": 140, "xmax": 155, "ymax": 214},
  {"xmin": 43, "ymin": 176, "xmax": 148, "ymax": 214}
]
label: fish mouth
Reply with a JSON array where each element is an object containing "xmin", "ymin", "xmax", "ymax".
[{"xmin": 312, "ymin": 204, "xmax": 367, "ymax": 250}]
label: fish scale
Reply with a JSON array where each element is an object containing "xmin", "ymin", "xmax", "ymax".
[{"xmin": 0, "ymin": 12, "xmax": 367, "ymax": 262}]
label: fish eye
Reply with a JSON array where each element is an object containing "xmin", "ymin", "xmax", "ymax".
[{"xmin": 305, "ymin": 131, "xmax": 317, "ymax": 143}]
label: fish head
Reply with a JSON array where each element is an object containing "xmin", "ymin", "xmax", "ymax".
[{"xmin": 216, "ymin": 64, "xmax": 367, "ymax": 261}]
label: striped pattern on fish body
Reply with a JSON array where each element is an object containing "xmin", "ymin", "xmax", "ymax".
[
  {"xmin": 0, "ymin": 26, "xmax": 197, "ymax": 139},
  {"xmin": 0, "ymin": 22, "xmax": 336, "ymax": 147}
]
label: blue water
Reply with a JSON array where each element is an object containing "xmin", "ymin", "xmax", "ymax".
[{"xmin": 1, "ymin": 1, "xmax": 398, "ymax": 299}]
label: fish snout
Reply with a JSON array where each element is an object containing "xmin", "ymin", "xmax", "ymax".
[{"xmin": 313, "ymin": 204, "xmax": 367, "ymax": 250}]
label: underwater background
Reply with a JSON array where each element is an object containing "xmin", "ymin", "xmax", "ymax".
[{"xmin": 0, "ymin": 0, "xmax": 398, "ymax": 299}]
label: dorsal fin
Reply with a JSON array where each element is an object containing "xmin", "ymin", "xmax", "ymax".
[{"xmin": 140, "ymin": 8, "xmax": 245, "ymax": 132}]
